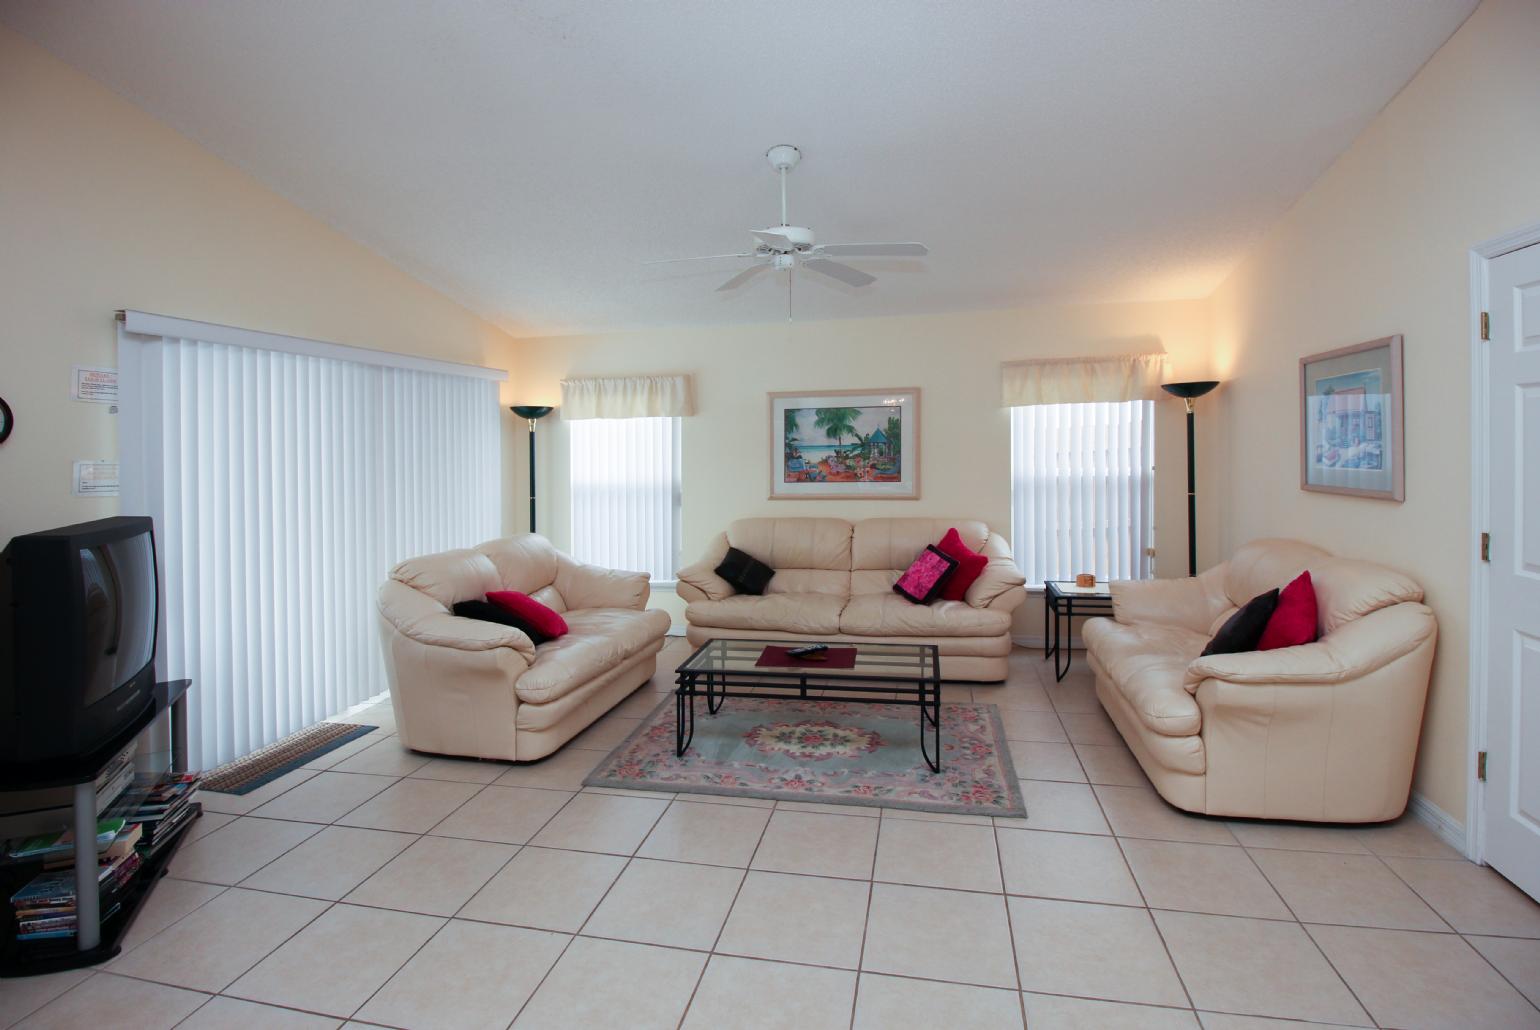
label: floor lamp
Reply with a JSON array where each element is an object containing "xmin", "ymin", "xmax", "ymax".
[
  {"xmin": 510, "ymin": 405, "xmax": 553, "ymax": 533},
  {"xmin": 1160, "ymin": 381, "xmax": 1219, "ymax": 577}
]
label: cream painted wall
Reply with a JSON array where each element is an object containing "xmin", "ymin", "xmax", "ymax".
[
  {"xmin": 510, "ymin": 300, "xmax": 1216, "ymax": 636},
  {"xmin": 0, "ymin": 26, "xmax": 519, "ymax": 545},
  {"xmin": 1207, "ymin": 0, "xmax": 1540, "ymax": 821}
]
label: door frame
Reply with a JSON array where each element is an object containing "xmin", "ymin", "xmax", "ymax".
[{"xmin": 1466, "ymin": 219, "xmax": 1540, "ymax": 863}]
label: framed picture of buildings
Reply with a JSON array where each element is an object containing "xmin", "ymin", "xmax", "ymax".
[
  {"xmin": 769, "ymin": 388, "xmax": 920, "ymax": 499},
  {"xmin": 1299, "ymin": 335, "xmax": 1404, "ymax": 501}
]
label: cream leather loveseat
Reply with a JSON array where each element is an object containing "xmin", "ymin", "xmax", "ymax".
[
  {"xmin": 1083, "ymin": 539, "xmax": 1437, "ymax": 822},
  {"xmin": 377, "ymin": 534, "xmax": 670, "ymax": 762},
  {"xmin": 676, "ymin": 518, "xmax": 1027, "ymax": 681}
]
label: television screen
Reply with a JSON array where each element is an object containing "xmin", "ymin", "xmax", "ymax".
[{"xmin": 78, "ymin": 533, "xmax": 157, "ymax": 708}]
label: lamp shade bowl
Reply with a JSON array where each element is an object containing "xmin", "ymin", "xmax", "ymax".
[
  {"xmin": 1161, "ymin": 381, "xmax": 1220, "ymax": 401},
  {"xmin": 510, "ymin": 405, "xmax": 554, "ymax": 420}
]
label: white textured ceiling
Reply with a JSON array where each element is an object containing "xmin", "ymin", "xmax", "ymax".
[{"xmin": 3, "ymin": 0, "xmax": 1475, "ymax": 336}]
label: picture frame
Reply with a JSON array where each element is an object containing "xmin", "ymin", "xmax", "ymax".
[
  {"xmin": 769, "ymin": 388, "xmax": 920, "ymax": 499},
  {"xmin": 1299, "ymin": 335, "xmax": 1404, "ymax": 501}
]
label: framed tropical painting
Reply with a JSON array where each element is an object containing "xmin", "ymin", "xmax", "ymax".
[
  {"xmin": 769, "ymin": 388, "xmax": 920, "ymax": 499},
  {"xmin": 1300, "ymin": 335, "xmax": 1404, "ymax": 501}
]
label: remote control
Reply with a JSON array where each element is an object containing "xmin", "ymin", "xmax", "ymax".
[{"xmin": 786, "ymin": 643, "xmax": 829, "ymax": 658}]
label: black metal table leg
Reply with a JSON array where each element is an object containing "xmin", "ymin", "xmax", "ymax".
[
  {"xmin": 1055, "ymin": 597, "xmax": 1072, "ymax": 681},
  {"xmin": 706, "ymin": 670, "xmax": 723, "ymax": 715},
  {"xmin": 675, "ymin": 674, "xmax": 697, "ymax": 756},
  {"xmin": 918, "ymin": 676, "xmax": 941, "ymax": 773}
]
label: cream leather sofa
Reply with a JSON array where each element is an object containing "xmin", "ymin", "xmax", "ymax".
[
  {"xmin": 1083, "ymin": 539, "xmax": 1437, "ymax": 822},
  {"xmin": 377, "ymin": 534, "xmax": 670, "ymax": 762},
  {"xmin": 676, "ymin": 518, "xmax": 1027, "ymax": 681}
]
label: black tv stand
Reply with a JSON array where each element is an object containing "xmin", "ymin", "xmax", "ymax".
[{"xmin": 0, "ymin": 680, "xmax": 199, "ymax": 977}]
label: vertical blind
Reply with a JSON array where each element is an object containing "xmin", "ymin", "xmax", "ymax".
[
  {"xmin": 120, "ymin": 329, "xmax": 501, "ymax": 768},
  {"xmin": 569, "ymin": 416, "xmax": 682, "ymax": 582},
  {"xmin": 1009, "ymin": 400, "xmax": 1155, "ymax": 588}
]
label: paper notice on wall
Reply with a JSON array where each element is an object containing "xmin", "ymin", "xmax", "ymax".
[
  {"xmin": 72, "ymin": 365, "xmax": 119, "ymax": 403},
  {"xmin": 73, "ymin": 460, "xmax": 119, "ymax": 497}
]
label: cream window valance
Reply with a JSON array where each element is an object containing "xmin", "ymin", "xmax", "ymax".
[
  {"xmin": 1001, "ymin": 353, "xmax": 1169, "ymax": 407},
  {"xmin": 560, "ymin": 374, "xmax": 695, "ymax": 420}
]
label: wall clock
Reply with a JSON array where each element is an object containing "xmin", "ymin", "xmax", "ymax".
[{"xmin": 0, "ymin": 396, "xmax": 11, "ymax": 444}]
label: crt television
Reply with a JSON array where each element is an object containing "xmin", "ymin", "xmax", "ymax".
[{"xmin": 0, "ymin": 516, "xmax": 159, "ymax": 764}]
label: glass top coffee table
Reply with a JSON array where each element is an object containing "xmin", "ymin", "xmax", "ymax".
[{"xmin": 675, "ymin": 638, "xmax": 944, "ymax": 772}]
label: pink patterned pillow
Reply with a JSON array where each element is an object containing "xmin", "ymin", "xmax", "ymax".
[{"xmin": 893, "ymin": 545, "xmax": 960, "ymax": 605}]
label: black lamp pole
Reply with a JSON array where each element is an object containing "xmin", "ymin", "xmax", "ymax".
[
  {"xmin": 1160, "ymin": 381, "xmax": 1219, "ymax": 577},
  {"xmin": 510, "ymin": 406, "xmax": 554, "ymax": 533}
]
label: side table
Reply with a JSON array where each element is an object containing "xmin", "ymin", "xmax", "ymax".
[{"xmin": 1042, "ymin": 581, "xmax": 1114, "ymax": 681}]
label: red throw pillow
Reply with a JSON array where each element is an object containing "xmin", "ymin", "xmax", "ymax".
[
  {"xmin": 486, "ymin": 590, "xmax": 568, "ymax": 641},
  {"xmin": 935, "ymin": 527, "xmax": 989, "ymax": 602},
  {"xmin": 1257, "ymin": 571, "xmax": 1318, "ymax": 651}
]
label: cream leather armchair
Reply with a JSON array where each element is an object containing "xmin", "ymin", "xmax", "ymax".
[
  {"xmin": 377, "ymin": 534, "xmax": 670, "ymax": 762},
  {"xmin": 1082, "ymin": 539, "xmax": 1437, "ymax": 822},
  {"xmin": 678, "ymin": 517, "xmax": 1027, "ymax": 681}
]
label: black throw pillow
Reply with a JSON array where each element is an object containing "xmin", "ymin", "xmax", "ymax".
[
  {"xmin": 451, "ymin": 599, "xmax": 552, "ymax": 644},
  {"xmin": 1201, "ymin": 588, "xmax": 1280, "ymax": 656},
  {"xmin": 715, "ymin": 546, "xmax": 775, "ymax": 596}
]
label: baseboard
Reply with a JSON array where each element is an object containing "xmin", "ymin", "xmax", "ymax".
[{"xmin": 1408, "ymin": 791, "xmax": 1468, "ymax": 857}]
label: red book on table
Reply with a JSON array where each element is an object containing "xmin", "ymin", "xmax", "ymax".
[{"xmin": 755, "ymin": 645, "xmax": 858, "ymax": 670}]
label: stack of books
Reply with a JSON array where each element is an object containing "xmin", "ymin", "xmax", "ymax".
[
  {"xmin": 95, "ymin": 745, "xmax": 137, "ymax": 813},
  {"xmin": 114, "ymin": 771, "xmax": 201, "ymax": 858},
  {"xmin": 7, "ymin": 826, "xmax": 143, "ymax": 942}
]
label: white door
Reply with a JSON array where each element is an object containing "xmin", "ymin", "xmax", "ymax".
[{"xmin": 1483, "ymin": 241, "xmax": 1540, "ymax": 900}]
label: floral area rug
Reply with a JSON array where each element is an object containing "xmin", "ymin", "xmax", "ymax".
[{"xmin": 585, "ymin": 697, "xmax": 1025, "ymax": 818}]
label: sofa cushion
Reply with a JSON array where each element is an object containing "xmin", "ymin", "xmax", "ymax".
[
  {"xmin": 1082, "ymin": 618, "xmax": 1208, "ymax": 736},
  {"xmin": 1310, "ymin": 557, "xmax": 1423, "ymax": 635},
  {"xmin": 840, "ymin": 594, "xmax": 1011, "ymax": 638},
  {"xmin": 686, "ymin": 593, "xmax": 846, "ymax": 635},
  {"xmin": 715, "ymin": 546, "xmax": 775, "ymax": 595},
  {"xmin": 391, "ymin": 549, "xmax": 501, "ymax": 610},
  {"xmin": 514, "ymin": 607, "xmax": 670, "ymax": 705},
  {"xmin": 1258, "ymin": 571, "xmax": 1318, "ymax": 650},
  {"xmin": 727, "ymin": 517, "xmax": 852, "ymax": 571},
  {"xmin": 477, "ymin": 534, "xmax": 561, "ymax": 595},
  {"xmin": 893, "ymin": 545, "xmax": 958, "ymax": 604},
  {"xmin": 487, "ymin": 590, "xmax": 569, "ymax": 642},
  {"xmin": 1202, "ymin": 589, "xmax": 1279, "ymax": 656},
  {"xmin": 851, "ymin": 518, "xmax": 989, "ymax": 570},
  {"xmin": 936, "ymin": 527, "xmax": 989, "ymax": 601},
  {"xmin": 1222, "ymin": 538, "xmax": 1330, "ymax": 609}
]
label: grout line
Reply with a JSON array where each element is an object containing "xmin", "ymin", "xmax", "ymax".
[
  {"xmin": 991, "ymin": 818, "xmax": 1030, "ymax": 1029},
  {"xmin": 1080, "ymin": 748, "xmax": 1199, "ymax": 1015},
  {"xmin": 1232, "ymin": 838, "xmax": 1379, "ymax": 1026},
  {"xmin": 674, "ymin": 796, "xmax": 777, "ymax": 1030}
]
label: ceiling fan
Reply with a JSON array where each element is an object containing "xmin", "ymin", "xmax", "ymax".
[{"xmin": 647, "ymin": 145, "xmax": 928, "ymax": 317}]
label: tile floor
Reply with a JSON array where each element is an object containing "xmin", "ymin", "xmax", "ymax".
[{"xmin": 6, "ymin": 640, "xmax": 1539, "ymax": 1030}]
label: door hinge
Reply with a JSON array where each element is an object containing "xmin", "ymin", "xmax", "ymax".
[
  {"xmin": 1477, "ymin": 750, "xmax": 1488, "ymax": 781},
  {"xmin": 1481, "ymin": 532, "xmax": 1491, "ymax": 562},
  {"xmin": 1480, "ymin": 311, "xmax": 1490, "ymax": 341}
]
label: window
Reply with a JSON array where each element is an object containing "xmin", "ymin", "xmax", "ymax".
[
  {"xmin": 119, "ymin": 314, "xmax": 502, "ymax": 767},
  {"xmin": 569, "ymin": 416, "xmax": 682, "ymax": 582},
  {"xmin": 1009, "ymin": 400, "xmax": 1154, "ymax": 588}
]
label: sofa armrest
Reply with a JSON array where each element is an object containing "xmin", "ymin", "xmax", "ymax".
[
  {"xmin": 1184, "ymin": 602, "xmax": 1437, "ymax": 689},
  {"xmin": 1112, "ymin": 566, "xmax": 1228, "ymax": 634},
  {"xmin": 378, "ymin": 580, "xmax": 538, "ymax": 660},
  {"xmin": 676, "ymin": 532, "xmax": 734, "ymax": 603},
  {"xmin": 555, "ymin": 555, "xmax": 650, "ymax": 610},
  {"xmin": 966, "ymin": 534, "xmax": 1027, "ymax": 611}
]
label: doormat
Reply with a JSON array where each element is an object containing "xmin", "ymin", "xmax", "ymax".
[{"xmin": 201, "ymin": 722, "xmax": 378, "ymax": 794}]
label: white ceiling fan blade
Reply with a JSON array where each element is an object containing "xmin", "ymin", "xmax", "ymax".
[
  {"xmin": 715, "ymin": 263, "xmax": 770, "ymax": 292},
  {"xmin": 814, "ymin": 242, "xmax": 929, "ymax": 257},
  {"xmin": 642, "ymin": 251, "xmax": 754, "ymax": 266},
  {"xmin": 803, "ymin": 257, "xmax": 876, "ymax": 288},
  {"xmin": 752, "ymin": 228, "xmax": 795, "ymax": 251}
]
